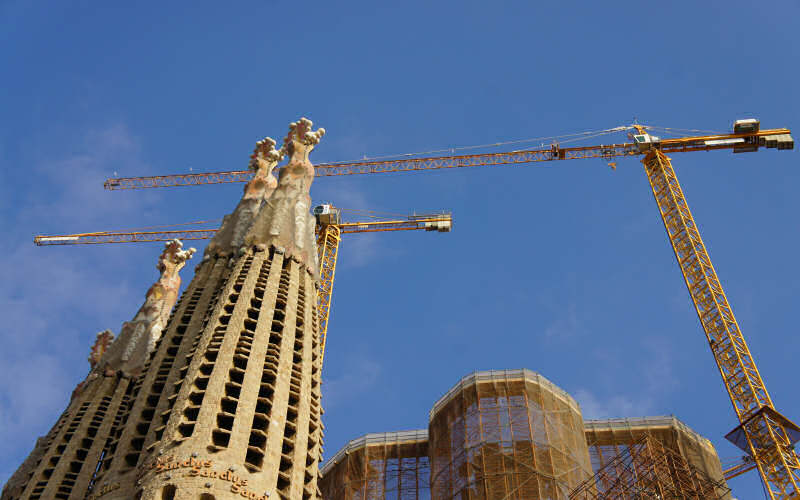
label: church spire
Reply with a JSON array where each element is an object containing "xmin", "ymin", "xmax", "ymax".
[
  {"xmin": 204, "ymin": 137, "xmax": 285, "ymax": 259},
  {"xmin": 245, "ymin": 117, "xmax": 325, "ymax": 275},
  {"xmin": 99, "ymin": 239, "xmax": 195, "ymax": 377}
]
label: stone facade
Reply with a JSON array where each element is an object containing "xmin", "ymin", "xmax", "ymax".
[
  {"xmin": 3, "ymin": 118, "xmax": 326, "ymax": 500},
  {"xmin": 87, "ymin": 119, "xmax": 326, "ymax": 500},
  {"xmin": 3, "ymin": 240, "xmax": 195, "ymax": 500}
]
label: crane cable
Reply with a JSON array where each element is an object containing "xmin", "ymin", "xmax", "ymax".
[
  {"xmin": 77, "ymin": 219, "xmax": 223, "ymax": 235},
  {"xmin": 319, "ymin": 125, "xmax": 632, "ymax": 165}
]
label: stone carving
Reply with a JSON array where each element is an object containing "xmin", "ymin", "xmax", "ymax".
[
  {"xmin": 204, "ymin": 138, "xmax": 285, "ymax": 258},
  {"xmin": 89, "ymin": 329, "xmax": 115, "ymax": 369},
  {"xmin": 99, "ymin": 240, "xmax": 195, "ymax": 377},
  {"xmin": 245, "ymin": 117, "xmax": 325, "ymax": 276}
]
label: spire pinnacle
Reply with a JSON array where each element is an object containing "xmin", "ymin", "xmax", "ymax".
[
  {"xmin": 283, "ymin": 117, "xmax": 325, "ymax": 159},
  {"xmin": 98, "ymin": 240, "xmax": 195, "ymax": 377},
  {"xmin": 204, "ymin": 137, "xmax": 286, "ymax": 259},
  {"xmin": 249, "ymin": 136, "xmax": 285, "ymax": 172},
  {"xmin": 245, "ymin": 118, "xmax": 326, "ymax": 276}
]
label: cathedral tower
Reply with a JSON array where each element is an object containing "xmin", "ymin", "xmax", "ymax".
[
  {"xmin": 3, "ymin": 240, "xmax": 195, "ymax": 500},
  {"xmin": 90, "ymin": 119, "xmax": 326, "ymax": 500}
]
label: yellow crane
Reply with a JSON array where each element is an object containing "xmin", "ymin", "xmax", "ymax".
[
  {"xmin": 99, "ymin": 120, "xmax": 798, "ymax": 498},
  {"xmin": 34, "ymin": 206, "xmax": 454, "ymax": 368}
]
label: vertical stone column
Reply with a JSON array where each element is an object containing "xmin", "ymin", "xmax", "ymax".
[{"xmin": 92, "ymin": 256, "xmax": 231, "ymax": 496}]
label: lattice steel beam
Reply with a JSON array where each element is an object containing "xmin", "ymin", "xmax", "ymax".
[{"xmin": 643, "ymin": 150, "xmax": 800, "ymax": 499}]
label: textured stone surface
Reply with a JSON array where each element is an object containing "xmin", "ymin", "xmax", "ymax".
[
  {"xmin": 3, "ymin": 119, "xmax": 326, "ymax": 500},
  {"xmin": 100, "ymin": 240, "xmax": 195, "ymax": 377},
  {"xmin": 246, "ymin": 118, "xmax": 325, "ymax": 277},
  {"xmin": 89, "ymin": 330, "xmax": 116, "ymax": 369},
  {"xmin": 88, "ymin": 119, "xmax": 325, "ymax": 500},
  {"xmin": 2, "ymin": 241, "xmax": 194, "ymax": 500},
  {"xmin": 205, "ymin": 138, "xmax": 285, "ymax": 259}
]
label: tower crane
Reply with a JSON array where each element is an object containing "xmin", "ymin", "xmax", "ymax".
[
  {"xmin": 34, "ymin": 206, "xmax": 454, "ymax": 368},
  {"xmin": 100, "ymin": 120, "xmax": 798, "ymax": 498}
]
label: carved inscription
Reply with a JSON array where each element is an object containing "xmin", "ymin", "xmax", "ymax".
[{"xmin": 143, "ymin": 455, "xmax": 272, "ymax": 499}]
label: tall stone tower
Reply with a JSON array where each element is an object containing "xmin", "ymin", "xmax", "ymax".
[
  {"xmin": 2, "ymin": 240, "xmax": 196, "ymax": 500},
  {"xmin": 89, "ymin": 118, "xmax": 326, "ymax": 500}
]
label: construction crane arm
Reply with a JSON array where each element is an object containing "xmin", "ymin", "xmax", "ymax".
[
  {"xmin": 724, "ymin": 456, "xmax": 758, "ymax": 481},
  {"xmin": 34, "ymin": 229, "xmax": 218, "ymax": 245},
  {"xmin": 33, "ymin": 210, "xmax": 453, "ymax": 371},
  {"xmin": 33, "ymin": 214, "xmax": 453, "ymax": 246},
  {"xmin": 103, "ymin": 128, "xmax": 792, "ymax": 190}
]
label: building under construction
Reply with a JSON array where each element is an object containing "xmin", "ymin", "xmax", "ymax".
[
  {"xmin": 4, "ymin": 117, "xmax": 799, "ymax": 499},
  {"xmin": 3, "ymin": 119, "xmax": 327, "ymax": 500},
  {"xmin": 319, "ymin": 369, "xmax": 731, "ymax": 500}
]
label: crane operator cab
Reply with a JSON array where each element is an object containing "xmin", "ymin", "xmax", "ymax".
[
  {"xmin": 313, "ymin": 204, "xmax": 342, "ymax": 226},
  {"xmin": 632, "ymin": 132, "xmax": 661, "ymax": 152}
]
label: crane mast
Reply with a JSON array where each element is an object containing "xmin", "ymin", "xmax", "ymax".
[
  {"xmin": 316, "ymin": 223, "xmax": 341, "ymax": 364},
  {"xmin": 641, "ymin": 146, "xmax": 800, "ymax": 498}
]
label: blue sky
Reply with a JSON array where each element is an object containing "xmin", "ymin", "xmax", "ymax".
[{"xmin": 1, "ymin": 2, "xmax": 798, "ymax": 497}]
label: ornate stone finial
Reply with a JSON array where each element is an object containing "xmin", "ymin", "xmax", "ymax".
[
  {"xmin": 99, "ymin": 239, "xmax": 195, "ymax": 377},
  {"xmin": 159, "ymin": 239, "xmax": 196, "ymax": 274},
  {"xmin": 88, "ymin": 330, "xmax": 115, "ymax": 369},
  {"xmin": 244, "ymin": 118, "xmax": 325, "ymax": 277},
  {"xmin": 249, "ymin": 137, "xmax": 285, "ymax": 172},
  {"xmin": 283, "ymin": 117, "xmax": 326, "ymax": 157},
  {"xmin": 204, "ymin": 138, "xmax": 287, "ymax": 260}
]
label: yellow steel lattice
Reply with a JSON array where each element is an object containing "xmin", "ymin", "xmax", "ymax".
[
  {"xmin": 316, "ymin": 224, "xmax": 341, "ymax": 366},
  {"xmin": 643, "ymin": 150, "xmax": 800, "ymax": 499}
]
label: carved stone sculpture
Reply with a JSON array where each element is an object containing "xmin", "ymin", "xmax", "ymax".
[
  {"xmin": 204, "ymin": 138, "xmax": 285, "ymax": 258},
  {"xmin": 99, "ymin": 239, "xmax": 195, "ymax": 377},
  {"xmin": 245, "ymin": 117, "xmax": 325, "ymax": 275}
]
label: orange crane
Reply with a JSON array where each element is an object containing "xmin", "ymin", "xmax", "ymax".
[
  {"xmin": 101, "ymin": 121, "xmax": 798, "ymax": 498},
  {"xmin": 34, "ymin": 206, "xmax": 453, "ymax": 367}
]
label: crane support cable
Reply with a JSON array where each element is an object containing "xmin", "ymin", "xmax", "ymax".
[{"xmin": 103, "ymin": 128, "xmax": 791, "ymax": 190}]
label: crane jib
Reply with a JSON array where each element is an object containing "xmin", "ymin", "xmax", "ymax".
[{"xmin": 101, "ymin": 127, "xmax": 792, "ymax": 190}]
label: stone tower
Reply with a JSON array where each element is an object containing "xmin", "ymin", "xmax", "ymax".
[
  {"xmin": 89, "ymin": 118, "xmax": 326, "ymax": 500},
  {"xmin": 2, "ymin": 240, "xmax": 195, "ymax": 500}
]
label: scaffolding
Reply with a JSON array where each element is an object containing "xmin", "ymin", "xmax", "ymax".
[
  {"xmin": 319, "ymin": 430, "xmax": 431, "ymax": 500},
  {"xmin": 428, "ymin": 369, "xmax": 593, "ymax": 500},
  {"xmin": 568, "ymin": 434, "xmax": 731, "ymax": 499},
  {"xmin": 583, "ymin": 416, "xmax": 728, "ymax": 497}
]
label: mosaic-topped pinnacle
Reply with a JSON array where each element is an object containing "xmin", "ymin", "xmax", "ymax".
[
  {"xmin": 204, "ymin": 138, "xmax": 287, "ymax": 260},
  {"xmin": 98, "ymin": 239, "xmax": 195, "ymax": 377},
  {"xmin": 244, "ymin": 117, "xmax": 325, "ymax": 277},
  {"xmin": 284, "ymin": 117, "xmax": 326, "ymax": 155},
  {"xmin": 159, "ymin": 239, "xmax": 196, "ymax": 274},
  {"xmin": 249, "ymin": 136, "xmax": 285, "ymax": 172}
]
